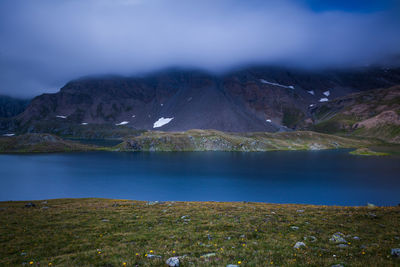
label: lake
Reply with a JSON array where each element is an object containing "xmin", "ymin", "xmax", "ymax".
[{"xmin": 0, "ymin": 150, "xmax": 399, "ymax": 206}]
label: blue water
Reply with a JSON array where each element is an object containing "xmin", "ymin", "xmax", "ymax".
[{"xmin": 0, "ymin": 150, "xmax": 399, "ymax": 205}]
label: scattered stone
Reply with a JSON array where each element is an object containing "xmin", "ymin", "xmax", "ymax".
[
  {"xmin": 166, "ymin": 256, "xmax": 180, "ymax": 266},
  {"xmin": 20, "ymin": 252, "xmax": 27, "ymax": 256},
  {"xmin": 112, "ymin": 203, "xmax": 120, "ymax": 207},
  {"xmin": 207, "ymin": 234, "xmax": 212, "ymax": 240},
  {"xmin": 41, "ymin": 206, "xmax": 49, "ymax": 210},
  {"xmin": 291, "ymin": 226, "xmax": 299, "ymax": 230},
  {"xmin": 391, "ymin": 248, "xmax": 400, "ymax": 257},
  {"xmin": 101, "ymin": 219, "xmax": 110, "ymax": 222},
  {"xmin": 353, "ymin": 236, "xmax": 360, "ymax": 240},
  {"xmin": 25, "ymin": 202, "xmax": 36, "ymax": 208},
  {"xmin": 304, "ymin": 236, "xmax": 317, "ymax": 242},
  {"xmin": 367, "ymin": 203, "xmax": 376, "ymax": 208},
  {"xmin": 294, "ymin": 242, "xmax": 306, "ymax": 249},
  {"xmin": 360, "ymin": 245, "xmax": 367, "ymax": 249},
  {"xmin": 227, "ymin": 265, "xmax": 239, "ymax": 267},
  {"xmin": 41, "ymin": 200, "xmax": 48, "ymax": 204},
  {"xmin": 367, "ymin": 212, "xmax": 377, "ymax": 218},
  {"xmin": 226, "ymin": 236, "xmax": 231, "ymax": 240},
  {"xmin": 331, "ymin": 264, "xmax": 344, "ymax": 267},
  {"xmin": 337, "ymin": 244, "xmax": 348, "ymax": 248},
  {"xmin": 296, "ymin": 209, "xmax": 305, "ymax": 213},
  {"xmin": 147, "ymin": 201, "xmax": 164, "ymax": 205},
  {"xmin": 147, "ymin": 254, "xmax": 162, "ymax": 259},
  {"xmin": 240, "ymin": 234, "xmax": 246, "ymax": 238},
  {"xmin": 181, "ymin": 215, "xmax": 189, "ymax": 219},
  {"xmin": 394, "ymin": 236, "xmax": 400, "ymax": 240},
  {"xmin": 200, "ymin": 253, "xmax": 216, "ymax": 258},
  {"xmin": 329, "ymin": 232, "xmax": 347, "ymax": 244}
]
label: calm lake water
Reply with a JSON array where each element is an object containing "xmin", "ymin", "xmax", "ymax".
[{"xmin": 0, "ymin": 150, "xmax": 399, "ymax": 206}]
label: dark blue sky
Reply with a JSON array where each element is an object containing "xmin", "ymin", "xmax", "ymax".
[{"xmin": 0, "ymin": 0, "xmax": 399, "ymax": 97}]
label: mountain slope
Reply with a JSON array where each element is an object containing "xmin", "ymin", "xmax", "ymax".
[
  {"xmin": 0, "ymin": 95, "xmax": 30, "ymax": 118},
  {"xmin": 311, "ymin": 86, "xmax": 400, "ymax": 142},
  {"xmin": 11, "ymin": 66, "xmax": 400, "ymax": 134}
]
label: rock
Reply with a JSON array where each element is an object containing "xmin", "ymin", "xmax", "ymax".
[
  {"xmin": 227, "ymin": 265, "xmax": 239, "ymax": 267},
  {"xmin": 200, "ymin": 253, "xmax": 216, "ymax": 258},
  {"xmin": 147, "ymin": 254, "xmax": 162, "ymax": 259},
  {"xmin": 294, "ymin": 242, "xmax": 306, "ymax": 249},
  {"xmin": 101, "ymin": 219, "xmax": 109, "ymax": 222},
  {"xmin": 25, "ymin": 202, "xmax": 35, "ymax": 208},
  {"xmin": 166, "ymin": 257, "xmax": 180, "ymax": 266},
  {"xmin": 331, "ymin": 264, "xmax": 344, "ymax": 267},
  {"xmin": 112, "ymin": 203, "xmax": 120, "ymax": 207},
  {"xmin": 181, "ymin": 215, "xmax": 189, "ymax": 219},
  {"xmin": 147, "ymin": 201, "xmax": 164, "ymax": 205},
  {"xmin": 329, "ymin": 232, "xmax": 347, "ymax": 243},
  {"xmin": 207, "ymin": 234, "xmax": 212, "ymax": 240},
  {"xmin": 291, "ymin": 226, "xmax": 299, "ymax": 230},
  {"xmin": 304, "ymin": 236, "xmax": 317, "ymax": 242},
  {"xmin": 41, "ymin": 201, "xmax": 48, "ymax": 204},
  {"xmin": 20, "ymin": 252, "xmax": 27, "ymax": 256},
  {"xmin": 41, "ymin": 206, "xmax": 49, "ymax": 210},
  {"xmin": 337, "ymin": 244, "xmax": 348, "ymax": 248},
  {"xmin": 367, "ymin": 212, "xmax": 377, "ymax": 218},
  {"xmin": 353, "ymin": 236, "xmax": 360, "ymax": 240},
  {"xmin": 392, "ymin": 248, "xmax": 400, "ymax": 257},
  {"xmin": 367, "ymin": 203, "xmax": 376, "ymax": 208},
  {"xmin": 296, "ymin": 209, "xmax": 305, "ymax": 213}
]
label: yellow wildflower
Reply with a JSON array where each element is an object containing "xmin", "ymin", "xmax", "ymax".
[{"xmin": 238, "ymin": 261, "xmax": 242, "ymax": 265}]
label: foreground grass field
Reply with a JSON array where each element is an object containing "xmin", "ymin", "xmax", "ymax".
[{"xmin": 0, "ymin": 199, "xmax": 399, "ymax": 266}]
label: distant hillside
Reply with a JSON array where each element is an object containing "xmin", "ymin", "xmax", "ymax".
[
  {"xmin": 0, "ymin": 95, "xmax": 30, "ymax": 118},
  {"xmin": 15, "ymin": 66, "xmax": 400, "ymax": 133},
  {"xmin": 311, "ymin": 86, "xmax": 400, "ymax": 143}
]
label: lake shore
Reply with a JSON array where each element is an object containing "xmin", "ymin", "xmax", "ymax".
[{"xmin": 1, "ymin": 198, "xmax": 399, "ymax": 266}]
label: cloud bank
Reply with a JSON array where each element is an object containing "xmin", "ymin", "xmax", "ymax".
[{"xmin": 0, "ymin": 0, "xmax": 400, "ymax": 97}]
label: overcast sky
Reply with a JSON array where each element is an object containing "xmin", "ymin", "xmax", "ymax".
[{"xmin": 1, "ymin": 0, "xmax": 400, "ymax": 97}]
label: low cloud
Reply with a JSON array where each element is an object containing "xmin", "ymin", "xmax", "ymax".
[{"xmin": 0, "ymin": 0, "xmax": 399, "ymax": 97}]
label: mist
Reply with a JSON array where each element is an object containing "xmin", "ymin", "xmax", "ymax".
[{"xmin": 1, "ymin": 0, "xmax": 400, "ymax": 97}]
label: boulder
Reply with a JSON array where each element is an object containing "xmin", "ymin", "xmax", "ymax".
[
  {"xmin": 294, "ymin": 242, "xmax": 306, "ymax": 249},
  {"xmin": 392, "ymin": 248, "xmax": 400, "ymax": 257},
  {"xmin": 166, "ymin": 257, "xmax": 180, "ymax": 266},
  {"xmin": 329, "ymin": 232, "xmax": 347, "ymax": 243}
]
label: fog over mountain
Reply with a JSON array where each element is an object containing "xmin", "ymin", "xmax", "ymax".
[{"xmin": 0, "ymin": 0, "xmax": 400, "ymax": 97}]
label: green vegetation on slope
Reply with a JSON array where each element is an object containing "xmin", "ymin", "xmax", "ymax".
[
  {"xmin": 349, "ymin": 148, "xmax": 389, "ymax": 156},
  {"xmin": 0, "ymin": 133, "xmax": 97, "ymax": 153},
  {"xmin": 118, "ymin": 129, "xmax": 371, "ymax": 152},
  {"xmin": 0, "ymin": 199, "xmax": 399, "ymax": 266}
]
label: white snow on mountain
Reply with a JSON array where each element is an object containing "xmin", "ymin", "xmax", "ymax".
[
  {"xmin": 153, "ymin": 117, "xmax": 174, "ymax": 128},
  {"xmin": 260, "ymin": 79, "xmax": 294, "ymax": 89},
  {"xmin": 323, "ymin": 90, "xmax": 330, "ymax": 96},
  {"xmin": 319, "ymin": 98, "xmax": 329, "ymax": 102},
  {"xmin": 116, "ymin": 121, "xmax": 129, "ymax": 126},
  {"xmin": 56, "ymin": 115, "xmax": 67, "ymax": 119},
  {"xmin": 307, "ymin": 90, "xmax": 315, "ymax": 95}
]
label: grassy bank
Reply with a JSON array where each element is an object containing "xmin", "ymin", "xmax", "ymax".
[{"xmin": 1, "ymin": 199, "xmax": 399, "ymax": 266}]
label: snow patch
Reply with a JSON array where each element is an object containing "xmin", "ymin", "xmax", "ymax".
[
  {"xmin": 2, "ymin": 133, "xmax": 15, "ymax": 137},
  {"xmin": 260, "ymin": 79, "xmax": 294, "ymax": 89},
  {"xmin": 307, "ymin": 90, "xmax": 315, "ymax": 95},
  {"xmin": 160, "ymin": 103, "xmax": 164, "ymax": 106},
  {"xmin": 132, "ymin": 115, "xmax": 136, "ymax": 118},
  {"xmin": 81, "ymin": 122, "xmax": 88, "ymax": 125},
  {"xmin": 309, "ymin": 104, "xmax": 315, "ymax": 107},
  {"xmin": 56, "ymin": 115, "xmax": 67, "ymax": 119},
  {"xmin": 323, "ymin": 90, "xmax": 330, "ymax": 97},
  {"xmin": 319, "ymin": 98, "xmax": 329, "ymax": 102},
  {"xmin": 266, "ymin": 119, "xmax": 272, "ymax": 123},
  {"xmin": 115, "ymin": 121, "xmax": 129, "ymax": 126},
  {"xmin": 153, "ymin": 117, "xmax": 174, "ymax": 128}
]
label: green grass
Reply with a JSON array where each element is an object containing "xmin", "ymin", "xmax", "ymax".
[
  {"xmin": 349, "ymin": 148, "xmax": 389, "ymax": 156},
  {"xmin": 0, "ymin": 199, "xmax": 399, "ymax": 266}
]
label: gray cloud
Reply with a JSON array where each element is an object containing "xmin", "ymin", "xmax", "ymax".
[{"xmin": 1, "ymin": 0, "xmax": 400, "ymax": 97}]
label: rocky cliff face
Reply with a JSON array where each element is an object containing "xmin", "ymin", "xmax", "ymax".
[{"xmin": 14, "ymin": 66, "xmax": 400, "ymax": 133}]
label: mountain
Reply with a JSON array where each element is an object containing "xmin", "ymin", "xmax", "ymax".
[
  {"xmin": 14, "ymin": 66, "xmax": 400, "ymax": 136},
  {"xmin": 311, "ymin": 85, "xmax": 400, "ymax": 143},
  {"xmin": 0, "ymin": 95, "xmax": 30, "ymax": 118}
]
